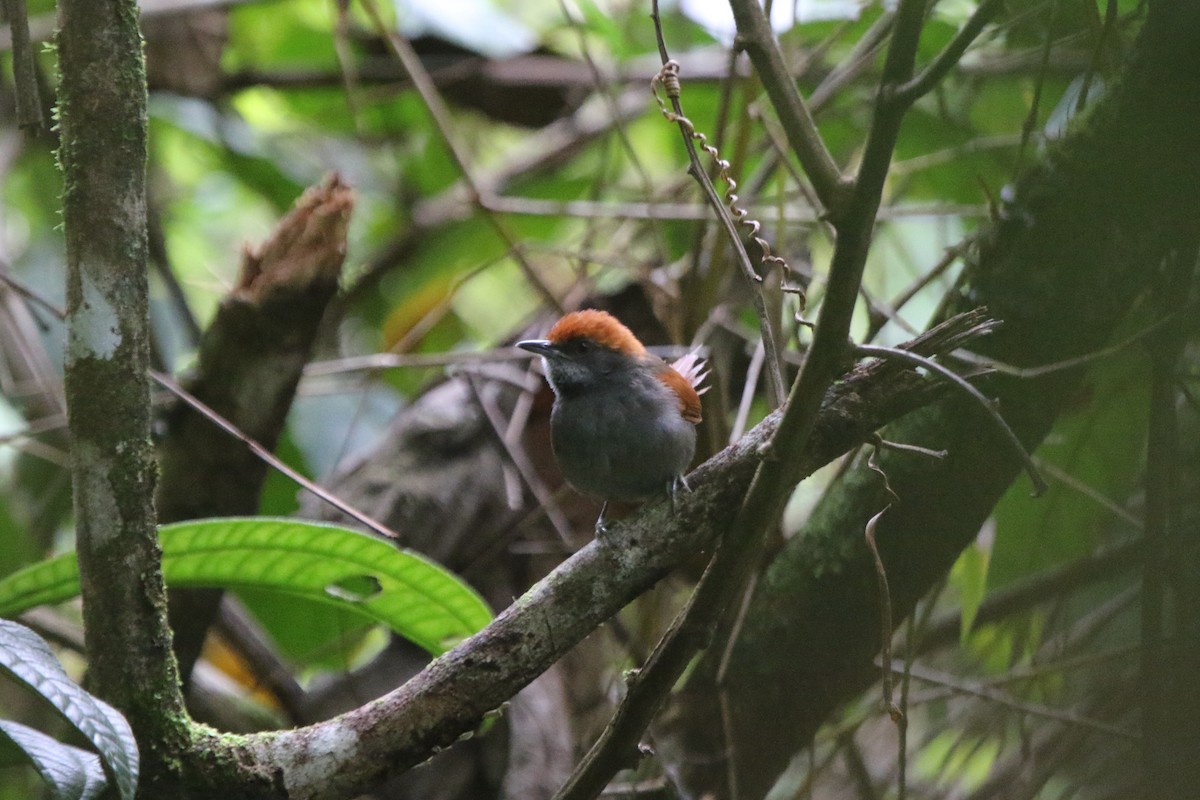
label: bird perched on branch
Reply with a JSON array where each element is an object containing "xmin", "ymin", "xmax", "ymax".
[{"xmin": 518, "ymin": 309, "xmax": 706, "ymax": 534}]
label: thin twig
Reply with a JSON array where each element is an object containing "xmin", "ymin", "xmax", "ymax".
[
  {"xmin": 874, "ymin": 436, "xmax": 948, "ymax": 460},
  {"xmin": 482, "ymin": 194, "xmax": 983, "ymax": 222},
  {"xmin": 3, "ymin": 0, "xmax": 44, "ymax": 130},
  {"xmin": 559, "ymin": 0, "xmax": 670, "ymax": 266},
  {"xmin": 718, "ymin": 690, "xmax": 740, "ymax": 800},
  {"xmin": 949, "ymin": 307, "xmax": 1188, "ymax": 378},
  {"xmin": 464, "ymin": 373, "xmax": 578, "ymax": 549},
  {"xmin": 897, "ymin": 611, "xmax": 914, "ymax": 800},
  {"xmin": 0, "ymin": 268, "xmax": 66, "ymax": 320},
  {"xmin": 304, "ymin": 349, "xmax": 531, "ymax": 377},
  {"xmin": 729, "ymin": 337, "xmax": 765, "ymax": 444},
  {"xmin": 897, "ymin": 0, "xmax": 1005, "ymax": 104},
  {"xmin": 1017, "ymin": 0, "xmax": 1059, "ymax": 169},
  {"xmin": 716, "ymin": 570, "xmax": 759, "ymax": 685},
  {"xmin": 1140, "ymin": 244, "xmax": 1194, "ymax": 779},
  {"xmin": 1076, "ymin": 0, "xmax": 1119, "ymax": 112},
  {"xmin": 914, "ymin": 537, "xmax": 1145, "ymax": 653},
  {"xmin": 151, "ymin": 371, "xmax": 400, "ymax": 541},
  {"xmin": 864, "ymin": 506, "xmax": 901, "ymax": 721},
  {"xmin": 648, "ymin": 3, "xmax": 787, "ymax": 407},
  {"xmin": 809, "ymin": 10, "xmax": 896, "ymax": 110},
  {"xmin": 726, "ymin": 0, "xmax": 848, "ymax": 214},
  {"xmin": 355, "ymin": 0, "xmax": 564, "ymax": 313},
  {"xmin": 882, "ymin": 660, "xmax": 1141, "ymax": 740},
  {"xmin": 550, "ymin": 555, "xmax": 717, "ymax": 800},
  {"xmin": 892, "ymin": 134, "xmax": 1030, "ymax": 175},
  {"xmin": 840, "ymin": 732, "xmax": 882, "ymax": 800},
  {"xmin": 867, "ymin": 236, "xmax": 976, "ymax": 341},
  {"xmin": 855, "ymin": 344, "xmax": 1048, "ymax": 495},
  {"xmin": 331, "ymin": 0, "xmax": 367, "ymax": 133},
  {"xmin": 1034, "ymin": 458, "xmax": 1142, "ymax": 528}
]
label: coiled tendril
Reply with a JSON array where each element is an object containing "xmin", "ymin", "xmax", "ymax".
[{"xmin": 652, "ymin": 60, "xmax": 805, "ymax": 309}]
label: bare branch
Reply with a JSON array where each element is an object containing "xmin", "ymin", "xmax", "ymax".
[
  {"xmin": 856, "ymin": 343, "xmax": 1047, "ymax": 495},
  {"xmin": 726, "ymin": 0, "xmax": 849, "ymax": 215},
  {"xmin": 216, "ymin": 310, "xmax": 996, "ymax": 800},
  {"xmin": 648, "ymin": 4, "xmax": 787, "ymax": 406},
  {"xmin": 897, "ymin": 0, "xmax": 1005, "ymax": 104}
]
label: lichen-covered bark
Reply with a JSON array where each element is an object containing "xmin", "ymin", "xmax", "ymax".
[
  {"xmin": 57, "ymin": 0, "xmax": 190, "ymax": 785},
  {"xmin": 170, "ymin": 315, "xmax": 982, "ymax": 799},
  {"xmin": 660, "ymin": 3, "xmax": 1200, "ymax": 798}
]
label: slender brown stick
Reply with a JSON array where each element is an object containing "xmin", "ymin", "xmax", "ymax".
[
  {"xmin": 727, "ymin": 0, "xmax": 848, "ymax": 214},
  {"xmin": 3, "ymin": 0, "xmax": 43, "ymax": 130},
  {"xmin": 864, "ymin": 505, "xmax": 899, "ymax": 719},
  {"xmin": 855, "ymin": 344, "xmax": 1048, "ymax": 495},
  {"xmin": 649, "ymin": 1, "xmax": 787, "ymax": 406},
  {"xmin": 355, "ymin": 0, "xmax": 564, "ymax": 313},
  {"xmin": 152, "ymin": 371, "xmax": 399, "ymax": 541}
]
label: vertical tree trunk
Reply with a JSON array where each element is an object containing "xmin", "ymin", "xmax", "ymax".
[{"xmin": 58, "ymin": 0, "xmax": 190, "ymax": 785}]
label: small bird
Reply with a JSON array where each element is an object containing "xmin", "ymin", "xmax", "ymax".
[{"xmin": 517, "ymin": 309, "xmax": 706, "ymax": 534}]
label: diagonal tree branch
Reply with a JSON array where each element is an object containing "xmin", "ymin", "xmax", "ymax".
[
  {"xmin": 727, "ymin": 0, "xmax": 849, "ymax": 215},
  {"xmin": 172, "ymin": 311, "xmax": 993, "ymax": 799},
  {"xmin": 896, "ymin": 0, "xmax": 1005, "ymax": 104}
]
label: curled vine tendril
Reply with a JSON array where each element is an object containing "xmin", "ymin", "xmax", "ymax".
[{"xmin": 652, "ymin": 60, "xmax": 805, "ymax": 309}]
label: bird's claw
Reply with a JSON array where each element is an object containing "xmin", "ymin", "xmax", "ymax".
[
  {"xmin": 668, "ymin": 474, "xmax": 691, "ymax": 514},
  {"xmin": 594, "ymin": 501, "xmax": 610, "ymax": 538}
]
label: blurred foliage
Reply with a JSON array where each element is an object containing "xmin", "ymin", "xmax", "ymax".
[{"xmin": 0, "ymin": 0, "xmax": 1173, "ymax": 796}]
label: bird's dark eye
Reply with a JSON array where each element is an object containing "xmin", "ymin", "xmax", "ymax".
[{"xmin": 570, "ymin": 339, "xmax": 592, "ymax": 354}]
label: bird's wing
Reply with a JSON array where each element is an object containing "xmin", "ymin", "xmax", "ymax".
[{"xmin": 657, "ymin": 359, "xmax": 704, "ymax": 424}]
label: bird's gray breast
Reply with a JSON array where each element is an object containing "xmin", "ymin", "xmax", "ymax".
[{"xmin": 549, "ymin": 378, "xmax": 695, "ymax": 501}]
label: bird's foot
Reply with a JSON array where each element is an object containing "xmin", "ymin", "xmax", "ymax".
[
  {"xmin": 668, "ymin": 474, "xmax": 691, "ymax": 514},
  {"xmin": 593, "ymin": 501, "xmax": 610, "ymax": 538}
]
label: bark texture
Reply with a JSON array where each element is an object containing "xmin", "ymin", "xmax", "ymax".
[{"xmin": 57, "ymin": 0, "xmax": 190, "ymax": 783}]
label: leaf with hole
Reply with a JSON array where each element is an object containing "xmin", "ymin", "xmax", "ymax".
[{"xmin": 0, "ymin": 518, "xmax": 493, "ymax": 656}]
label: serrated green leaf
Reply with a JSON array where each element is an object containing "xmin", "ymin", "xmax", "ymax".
[
  {"xmin": 0, "ymin": 621, "xmax": 137, "ymax": 800},
  {"xmin": 0, "ymin": 720, "xmax": 107, "ymax": 800},
  {"xmin": 0, "ymin": 518, "xmax": 493, "ymax": 656}
]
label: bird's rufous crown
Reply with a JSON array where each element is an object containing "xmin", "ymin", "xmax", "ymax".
[
  {"xmin": 546, "ymin": 309, "xmax": 703, "ymax": 424},
  {"xmin": 546, "ymin": 310, "xmax": 647, "ymax": 357}
]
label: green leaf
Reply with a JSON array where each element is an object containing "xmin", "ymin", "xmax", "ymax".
[
  {"xmin": 0, "ymin": 621, "xmax": 138, "ymax": 800},
  {"xmin": 988, "ymin": 346, "xmax": 1150, "ymax": 590},
  {"xmin": 0, "ymin": 720, "xmax": 107, "ymax": 800},
  {"xmin": 0, "ymin": 555, "xmax": 79, "ymax": 615},
  {"xmin": 232, "ymin": 586, "xmax": 376, "ymax": 668},
  {"xmin": 951, "ymin": 541, "xmax": 989, "ymax": 641},
  {"xmin": 0, "ymin": 518, "xmax": 493, "ymax": 656}
]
